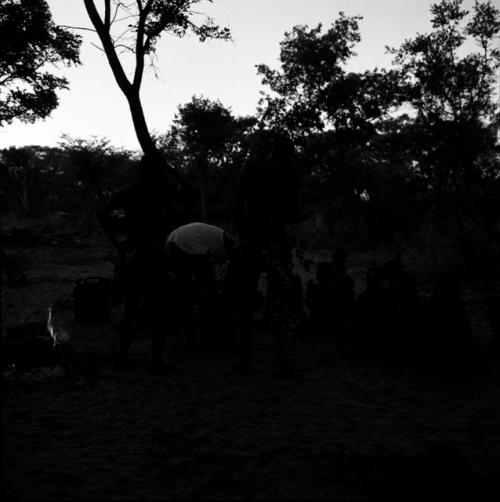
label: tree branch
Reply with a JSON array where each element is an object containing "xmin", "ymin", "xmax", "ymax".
[
  {"xmin": 91, "ymin": 42, "xmax": 105, "ymax": 52},
  {"xmin": 59, "ymin": 24, "xmax": 97, "ymax": 33},
  {"xmin": 133, "ymin": 12, "xmax": 146, "ymax": 89},
  {"xmin": 111, "ymin": 1, "xmax": 121, "ymax": 24},
  {"xmin": 104, "ymin": 0, "xmax": 111, "ymax": 28},
  {"xmin": 113, "ymin": 43, "xmax": 135, "ymax": 53},
  {"xmin": 132, "ymin": 0, "xmax": 154, "ymax": 90},
  {"xmin": 83, "ymin": 0, "xmax": 132, "ymax": 95}
]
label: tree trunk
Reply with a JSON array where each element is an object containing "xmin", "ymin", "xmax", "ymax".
[
  {"xmin": 127, "ymin": 91, "xmax": 157, "ymax": 157},
  {"xmin": 196, "ymin": 155, "xmax": 208, "ymax": 221},
  {"xmin": 83, "ymin": 0, "xmax": 197, "ymax": 207}
]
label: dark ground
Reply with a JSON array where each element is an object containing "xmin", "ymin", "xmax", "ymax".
[{"xmin": 2, "ymin": 222, "xmax": 500, "ymax": 500}]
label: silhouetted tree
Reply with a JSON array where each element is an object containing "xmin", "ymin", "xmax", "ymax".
[
  {"xmin": 172, "ymin": 97, "xmax": 234, "ymax": 219},
  {"xmin": 256, "ymin": 13, "xmax": 402, "ymax": 233},
  {"xmin": 0, "ymin": 141, "xmax": 137, "ymax": 218},
  {"xmin": 388, "ymin": 0, "xmax": 500, "ymax": 201},
  {"xmin": 82, "ymin": 0, "xmax": 231, "ymax": 158},
  {"xmin": 58, "ymin": 134, "xmax": 135, "ymax": 201},
  {"xmin": 0, "ymin": 146, "xmax": 61, "ymax": 215},
  {"xmin": 157, "ymin": 102, "xmax": 257, "ymax": 219},
  {"xmin": 257, "ymin": 14, "xmax": 400, "ymax": 141},
  {"xmin": 0, "ymin": 0, "xmax": 81, "ymax": 125}
]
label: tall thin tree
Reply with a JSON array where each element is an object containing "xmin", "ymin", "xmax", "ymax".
[{"xmin": 82, "ymin": 0, "xmax": 231, "ymax": 158}]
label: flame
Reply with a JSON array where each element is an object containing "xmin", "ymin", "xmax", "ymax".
[
  {"xmin": 47, "ymin": 307, "xmax": 70, "ymax": 346},
  {"xmin": 47, "ymin": 307, "xmax": 58, "ymax": 348}
]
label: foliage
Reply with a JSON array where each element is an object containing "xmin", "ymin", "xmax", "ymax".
[
  {"xmin": 255, "ymin": 10, "xmax": 405, "ymax": 235},
  {"xmin": 387, "ymin": 0, "xmax": 500, "ymax": 207},
  {"xmin": 257, "ymin": 14, "xmax": 401, "ymax": 140},
  {"xmin": 2, "ymin": 0, "xmax": 499, "ymax": 265},
  {"xmin": 254, "ymin": 0, "xmax": 500, "ymax": 252},
  {"xmin": 0, "ymin": 139, "xmax": 137, "ymax": 217},
  {"xmin": 173, "ymin": 96, "xmax": 235, "ymax": 158},
  {"xmin": 156, "ymin": 96, "xmax": 257, "ymax": 219},
  {"xmin": 57, "ymin": 135, "xmax": 137, "ymax": 209},
  {"xmin": 0, "ymin": 146, "xmax": 57, "ymax": 215},
  {"xmin": 388, "ymin": 0, "xmax": 500, "ymax": 124},
  {"xmin": 0, "ymin": 0, "xmax": 81, "ymax": 125}
]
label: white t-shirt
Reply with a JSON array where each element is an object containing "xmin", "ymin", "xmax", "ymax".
[{"xmin": 166, "ymin": 222, "xmax": 227, "ymax": 263}]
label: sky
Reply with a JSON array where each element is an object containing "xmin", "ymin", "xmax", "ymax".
[{"xmin": 0, "ymin": 0, "xmax": 484, "ymax": 151}]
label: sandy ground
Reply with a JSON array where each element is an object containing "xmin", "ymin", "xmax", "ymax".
[{"xmin": 2, "ymin": 229, "xmax": 500, "ymax": 500}]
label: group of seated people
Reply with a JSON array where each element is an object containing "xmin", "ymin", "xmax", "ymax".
[
  {"xmin": 304, "ymin": 251, "xmax": 484, "ymax": 375},
  {"xmin": 164, "ymin": 233, "xmax": 491, "ymax": 377}
]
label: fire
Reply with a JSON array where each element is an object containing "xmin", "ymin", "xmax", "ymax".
[
  {"xmin": 46, "ymin": 306, "xmax": 70, "ymax": 347},
  {"xmin": 47, "ymin": 307, "xmax": 58, "ymax": 348}
]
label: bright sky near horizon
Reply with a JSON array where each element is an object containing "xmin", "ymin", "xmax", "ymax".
[{"xmin": 0, "ymin": 0, "xmax": 483, "ymax": 151}]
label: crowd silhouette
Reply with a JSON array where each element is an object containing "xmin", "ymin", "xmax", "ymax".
[
  {"xmin": 96, "ymin": 130, "xmax": 492, "ymax": 378},
  {"xmin": 306, "ymin": 255, "xmax": 482, "ymax": 375}
]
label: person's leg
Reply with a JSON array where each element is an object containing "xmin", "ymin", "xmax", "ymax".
[
  {"xmin": 193, "ymin": 256, "xmax": 217, "ymax": 296},
  {"xmin": 266, "ymin": 244, "xmax": 296, "ymax": 375},
  {"xmin": 149, "ymin": 248, "xmax": 171, "ymax": 369},
  {"xmin": 118, "ymin": 253, "xmax": 141, "ymax": 366},
  {"xmin": 193, "ymin": 256, "xmax": 218, "ymax": 349},
  {"xmin": 171, "ymin": 249, "xmax": 198, "ymax": 348},
  {"xmin": 225, "ymin": 244, "xmax": 262, "ymax": 372}
]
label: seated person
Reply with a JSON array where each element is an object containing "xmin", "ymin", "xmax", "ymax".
[
  {"xmin": 425, "ymin": 275, "xmax": 479, "ymax": 374},
  {"xmin": 394, "ymin": 273, "xmax": 428, "ymax": 363},
  {"xmin": 305, "ymin": 258, "xmax": 355, "ymax": 340}
]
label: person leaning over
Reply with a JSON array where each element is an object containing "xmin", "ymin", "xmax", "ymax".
[{"xmin": 155, "ymin": 222, "xmax": 235, "ymax": 363}]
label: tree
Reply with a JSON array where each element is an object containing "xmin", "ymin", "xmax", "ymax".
[
  {"xmin": 58, "ymin": 134, "xmax": 135, "ymax": 199},
  {"xmin": 257, "ymin": 14, "xmax": 400, "ymax": 141},
  {"xmin": 0, "ymin": 141, "xmax": 138, "ymax": 218},
  {"xmin": 0, "ymin": 0, "xmax": 81, "ymax": 125},
  {"xmin": 0, "ymin": 146, "xmax": 60, "ymax": 215},
  {"xmin": 158, "ymin": 97, "xmax": 257, "ymax": 219},
  {"xmin": 256, "ymin": 13, "xmax": 401, "ymax": 221},
  {"xmin": 388, "ymin": 0, "xmax": 500, "ymax": 197},
  {"xmin": 171, "ymin": 96, "xmax": 234, "ymax": 218},
  {"xmin": 82, "ymin": 0, "xmax": 231, "ymax": 158},
  {"xmin": 389, "ymin": 0, "xmax": 500, "ymax": 125}
]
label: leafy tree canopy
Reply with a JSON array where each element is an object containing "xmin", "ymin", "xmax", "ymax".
[
  {"xmin": 173, "ymin": 96, "xmax": 235, "ymax": 154},
  {"xmin": 0, "ymin": 0, "xmax": 81, "ymax": 125},
  {"xmin": 388, "ymin": 0, "xmax": 500, "ymax": 124},
  {"xmin": 257, "ymin": 13, "xmax": 400, "ymax": 138}
]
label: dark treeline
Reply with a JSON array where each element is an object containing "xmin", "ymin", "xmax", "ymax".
[{"xmin": 1, "ymin": 0, "xmax": 500, "ymax": 274}]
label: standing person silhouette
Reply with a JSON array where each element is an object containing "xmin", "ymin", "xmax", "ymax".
[
  {"xmin": 98, "ymin": 152, "xmax": 196, "ymax": 369},
  {"xmin": 226, "ymin": 129, "xmax": 300, "ymax": 374}
]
